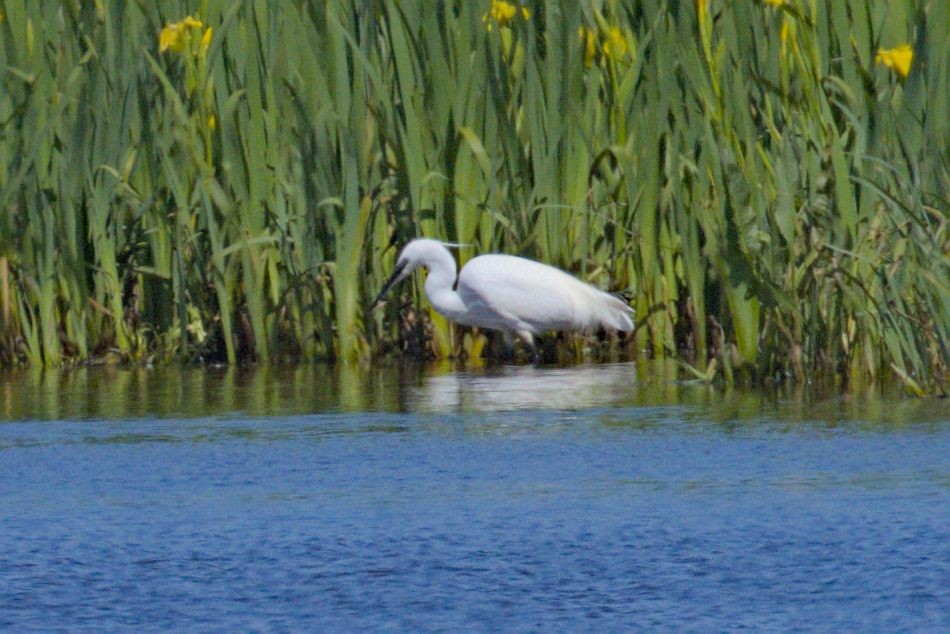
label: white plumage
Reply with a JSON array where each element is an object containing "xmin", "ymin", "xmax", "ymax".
[{"xmin": 374, "ymin": 239, "xmax": 633, "ymax": 348}]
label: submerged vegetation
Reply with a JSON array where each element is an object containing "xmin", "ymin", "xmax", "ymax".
[{"xmin": 0, "ymin": 1, "xmax": 946, "ymax": 392}]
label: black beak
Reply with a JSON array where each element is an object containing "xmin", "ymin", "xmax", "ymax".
[{"xmin": 372, "ymin": 260, "xmax": 407, "ymax": 310}]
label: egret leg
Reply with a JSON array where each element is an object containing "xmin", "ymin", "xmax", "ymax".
[{"xmin": 515, "ymin": 330, "xmax": 539, "ymax": 364}]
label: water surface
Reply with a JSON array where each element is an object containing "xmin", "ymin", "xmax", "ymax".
[{"xmin": 1, "ymin": 363, "xmax": 947, "ymax": 630}]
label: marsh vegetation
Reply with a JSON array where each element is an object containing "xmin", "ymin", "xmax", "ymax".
[{"xmin": 0, "ymin": 1, "xmax": 946, "ymax": 391}]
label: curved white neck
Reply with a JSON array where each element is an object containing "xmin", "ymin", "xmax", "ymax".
[{"xmin": 422, "ymin": 248, "xmax": 468, "ymax": 321}]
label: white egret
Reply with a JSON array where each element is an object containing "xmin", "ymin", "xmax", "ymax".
[{"xmin": 373, "ymin": 239, "xmax": 633, "ymax": 349}]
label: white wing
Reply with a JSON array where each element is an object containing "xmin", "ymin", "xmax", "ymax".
[{"xmin": 456, "ymin": 254, "xmax": 632, "ymax": 335}]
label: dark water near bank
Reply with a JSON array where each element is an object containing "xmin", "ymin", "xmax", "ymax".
[{"xmin": 1, "ymin": 363, "xmax": 947, "ymax": 630}]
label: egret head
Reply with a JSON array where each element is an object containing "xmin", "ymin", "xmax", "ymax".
[{"xmin": 372, "ymin": 239, "xmax": 450, "ymax": 309}]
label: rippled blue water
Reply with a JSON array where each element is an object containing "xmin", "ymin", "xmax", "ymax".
[{"xmin": 1, "ymin": 363, "xmax": 947, "ymax": 630}]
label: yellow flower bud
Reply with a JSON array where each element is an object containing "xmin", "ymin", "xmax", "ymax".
[
  {"xmin": 578, "ymin": 26, "xmax": 597, "ymax": 68},
  {"xmin": 697, "ymin": 0, "xmax": 709, "ymax": 25},
  {"xmin": 200, "ymin": 26, "xmax": 213, "ymax": 57}
]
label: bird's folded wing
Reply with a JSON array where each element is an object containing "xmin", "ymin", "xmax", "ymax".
[{"xmin": 457, "ymin": 255, "xmax": 611, "ymax": 333}]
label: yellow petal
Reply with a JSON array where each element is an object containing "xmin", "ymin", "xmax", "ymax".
[
  {"xmin": 182, "ymin": 16, "xmax": 203, "ymax": 29},
  {"xmin": 159, "ymin": 24, "xmax": 181, "ymax": 53},
  {"xmin": 890, "ymin": 45, "xmax": 913, "ymax": 78}
]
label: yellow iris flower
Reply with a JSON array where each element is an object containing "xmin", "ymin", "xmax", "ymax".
[
  {"xmin": 159, "ymin": 16, "xmax": 204, "ymax": 54},
  {"xmin": 482, "ymin": 0, "xmax": 530, "ymax": 30},
  {"xmin": 602, "ymin": 26, "xmax": 628, "ymax": 60},
  {"xmin": 875, "ymin": 44, "xmax": 913, "ymax": 79},
  {"xmin": 762, "ymin": 0, "xmax": 785, "ymax": 7},
  {"xmin": 578, "ymin": 25, "xmax": 630, "ymax": 67}
]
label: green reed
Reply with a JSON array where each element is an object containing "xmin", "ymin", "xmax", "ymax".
[{"xmin": 0, "ymin": 0, "xmax": 945, "ymax": 392}]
